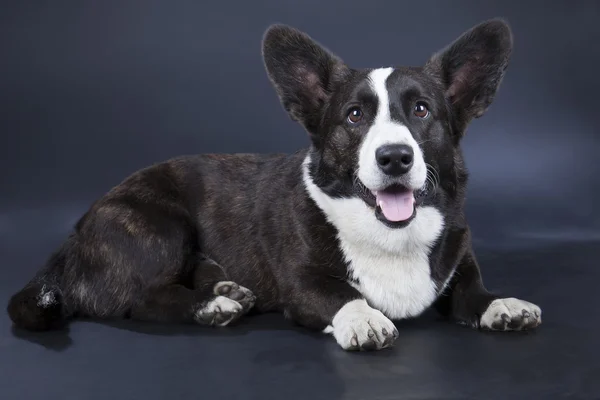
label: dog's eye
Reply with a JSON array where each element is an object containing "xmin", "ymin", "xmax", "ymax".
[
  {"xmin": 414, "ymin": 102, "xmax": 430, "ymax": 118},
  {"xmin": 347, "ymin": 107, "xmax": 363, "ymax": 124}
]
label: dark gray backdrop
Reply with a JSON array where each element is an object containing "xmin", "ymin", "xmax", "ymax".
[{"xmin": 1, "ymin": 1, "xmax": 599, "ymax": 399}]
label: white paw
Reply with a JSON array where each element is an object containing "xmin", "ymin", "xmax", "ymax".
[
  {"xmin": 328, "ymin": 299, "xmax": 399, "ymax": 351},
  {"xmin": 194, "ymin": 296, "xmax": 243, "ymax": 327},
  {"xmin": 480, "ymin": 297, "xmax": 542, "ymax": 331}
]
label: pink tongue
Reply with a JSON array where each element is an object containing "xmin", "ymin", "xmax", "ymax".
[{"xmin": 375, "ymin": 190, "xmax": 415, "ymax": 222}]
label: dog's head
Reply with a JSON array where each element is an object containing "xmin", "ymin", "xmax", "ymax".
[{"xmin": 262, "ymin": 20, "xmax": 512, "ymax": 228}]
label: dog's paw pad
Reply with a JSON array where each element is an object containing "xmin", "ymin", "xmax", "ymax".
[
  {"xmin": 214, "ymin": 281, "xmax": 237, "ymax": 295},
  {"xmin": 214, "ymin": 281, "xmax": 256, "ymax": 312},
  {"xmin": 195, "ymin": 296, "xmax": 243, "ymax": 327},
  {"xmin": 330, "ymin": 299, "xmax": 398, "ymax": 351},
  {"xmin": 480, "ymin": 298, "xmax": 542, "ymax": 331}
]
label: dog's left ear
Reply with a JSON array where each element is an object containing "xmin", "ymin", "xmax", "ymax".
[
  {"xmin": 262, "ymin": 24, "xmax": 351, "ymax": 140},
  {"xmin": 425, "ymin": 19, "xmax": 513, "ymax": 132}
]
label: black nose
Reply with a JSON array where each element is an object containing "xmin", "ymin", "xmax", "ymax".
[{"xmin": 375, "ymin": 144, "xmax": 414, "ymax": 176}]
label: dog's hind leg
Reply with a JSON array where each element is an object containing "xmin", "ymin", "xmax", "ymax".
[
  {"xmin": 129, "ymin": 284, "xmax": 243, "ymax": 327},
  {"xmin": 7, "ymin": 239, "xmax": 74, "ymax": 331},
  {"xmin": 192, "ymin": 254, "xmax": 256, "ymax": 314},
  {"xmin": 129, "ymin": 255, "xmax": 256, "ymax": 327}
]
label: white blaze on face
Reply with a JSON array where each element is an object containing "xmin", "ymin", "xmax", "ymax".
[{"xmin": 357, "ymin": 68, "xmax": 427, "ymax": 221}]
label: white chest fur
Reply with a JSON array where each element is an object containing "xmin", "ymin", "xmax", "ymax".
[
  {"xmin": 340, "ymin": 206, "xmax": 444, "ymax": 320},
  {"xmin": 302, "ymin": 158, "xmax": 445, "ymax": 320}
]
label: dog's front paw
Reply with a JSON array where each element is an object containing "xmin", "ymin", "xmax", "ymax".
[
  {"xmin": 480, "ymin": 297, "xmax": 542, "ymax": 331},
  {"xmin": 329, "ymin": 299, "xmax": 399, "ymax": 351}
]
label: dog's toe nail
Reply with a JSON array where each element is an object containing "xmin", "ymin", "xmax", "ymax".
[
  {"xmin": 383, "ymin": 335, "xmax": 395, "ymax": 347},
  {"xmin": 361, "ymin": 340, "xmax": 378, "ymax": 351}
]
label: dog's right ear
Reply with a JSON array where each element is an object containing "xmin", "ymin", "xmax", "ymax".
[{"xmin": 262, "ymin": 24, "xmax": 350, "ymax": 137}]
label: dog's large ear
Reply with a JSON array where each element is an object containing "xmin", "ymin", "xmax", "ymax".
[
  {"xmin": 262, "ymin": 24, "xmax": 350, "ymax": 137},
  {"xmin": 425, "ymin": 19, "xmax": 513, "ymax": 133}
]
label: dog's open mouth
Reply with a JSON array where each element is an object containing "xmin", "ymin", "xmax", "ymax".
[
  {"xmin": 356, "ymin": 182, "xmax": 427, "ymax": 228},
  {"xmin": 372, "ymin": 184, "xmax": 415, "ymax": 223}
]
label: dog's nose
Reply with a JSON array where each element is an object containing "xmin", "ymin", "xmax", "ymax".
[{"xmin": 375, "ymin": 144, "xmax": 414, "ymax": 176}]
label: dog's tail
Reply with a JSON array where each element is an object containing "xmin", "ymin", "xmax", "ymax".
[{"xmin": 7, "ymin": 239, "xmax": 71, "ymax": 331}]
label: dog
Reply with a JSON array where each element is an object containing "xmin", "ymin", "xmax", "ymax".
[{"xmin": 7, "ymin": 19, "xmax": 541, "ymax": 351}]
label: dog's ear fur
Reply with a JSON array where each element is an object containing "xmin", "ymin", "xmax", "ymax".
[
  {"xmin": 262, "ymin": 24, "xmax": 350, "ymax": 139},
  {"xmin": 425, "ymin": 19, "xmax": 513, "ymax": 134}
]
